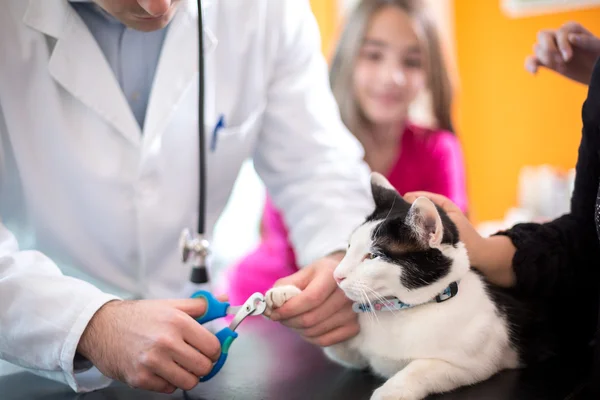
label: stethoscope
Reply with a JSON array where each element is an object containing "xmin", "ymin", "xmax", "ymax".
[{"xmin": 179, "ymin": 0, "xmax": 210, "ymax": 285}]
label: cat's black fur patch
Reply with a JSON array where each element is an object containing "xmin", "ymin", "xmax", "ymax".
[
  {"xmin": 371, "ymin": 217, "xmax": 453, "ymax": 289},
  {"xmin": 366, "ymin": 182, "xmax": 457, "ymax": 289},
  {"xmin": 470, "ymin": 269, "xmax": 560, "ymax": 365},
  {"xmin": 367, "ymin": 182, "xmax": 459, "ymax": 246}
]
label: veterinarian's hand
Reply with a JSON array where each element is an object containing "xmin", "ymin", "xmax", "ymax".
[
  {"xmin": 525, "ymin": 21, "xmax": 600, "ymax": 85},
  {"xmin": 77, "ymin": 297, "xmax": 222, "ymax": 393},
  {"xmin": 404, "ymin": 192, "xmax": 517, "ymax": 287},
  {"xmin": 267, "ymin": 252, "xmax": 359, "ymax": 347}
]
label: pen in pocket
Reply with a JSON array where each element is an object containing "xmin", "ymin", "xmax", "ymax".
[{"xmin": 211, "ymin": 114, "xmax": 225, "ymax": 152}]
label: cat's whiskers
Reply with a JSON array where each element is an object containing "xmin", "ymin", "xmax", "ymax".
[
  {"xmin": 355, "ymin": 285, "xmax": 375, "ymax": 325},
  {"xmin": 357, "ymin": 282, "xmax": 380, "ymax": 326},
  {"xmin": 363, "ymin": 288, "xmax": 381, "ymax": 326}
]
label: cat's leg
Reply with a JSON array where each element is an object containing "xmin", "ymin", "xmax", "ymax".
[
  {"xmin": 323, "ymin": 340, "xmax": 369, "ymax": 370},
  {"xmin": 265, "ymin": 284, "xmax": 301, "ymax": 309},
  {"xmin": 370, "ymin": 359, "xmax": 484, "ymax": 400},
  {"xmin": 369, "ymin": 357, "xmax": 409, "ymax": 379}
]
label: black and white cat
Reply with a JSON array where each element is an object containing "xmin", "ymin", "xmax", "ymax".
[{"xmin": 266, "ymin": 172, "xmax": 553, "ymax": 400}]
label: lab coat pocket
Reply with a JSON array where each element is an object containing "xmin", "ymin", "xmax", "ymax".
[
  {"xmin": 205, "ymin": 103, "xmax": 266, "ymax": 209},
  {"xmin": 208, "ymin": 102, "xmax": 266, "ymax": 154}
]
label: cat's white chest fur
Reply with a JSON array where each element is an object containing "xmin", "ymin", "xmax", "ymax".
[
  {"xmin": 349, "ymin": 271, "xmax": 520, "ymax": 380},
  {"xmin": 266, "ymin": 273, "xmax": 520, "ymax": 400}
]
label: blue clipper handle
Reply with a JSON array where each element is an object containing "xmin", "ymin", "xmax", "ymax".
[
  {"xmin": 191, "ymin": 290, "xmax": 230, "ymax": 324},
  {"xmin": 199, "ymin": 327, "xmax": 238, "ymax": 382}
]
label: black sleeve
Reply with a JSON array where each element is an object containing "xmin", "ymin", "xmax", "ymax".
[
  {"xmin": 490, "ymin": 62, "xmax": 600, "ymax": 354},
  {"xmin": 494, "ymin": 61, "xmax": 600, "ymax": 300}
]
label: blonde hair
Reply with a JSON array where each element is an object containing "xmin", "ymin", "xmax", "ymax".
[{"xmin": 330, "ymin": 0, "xmax": 454, "ymax": 139}]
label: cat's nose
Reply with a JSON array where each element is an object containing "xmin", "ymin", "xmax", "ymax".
[{"xmin": 334, "ymin": 276, "xmax": 346, "ymax": 285}]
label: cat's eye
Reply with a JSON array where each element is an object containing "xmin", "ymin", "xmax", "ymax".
[{"xmin": 362, "ymin": 252, "xmax": 378, "ymax": 261}]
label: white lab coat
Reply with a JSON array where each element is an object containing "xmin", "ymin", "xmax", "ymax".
[{"xmin": 0, "ymin": 0, "xmax": 373, "ymax": 392}]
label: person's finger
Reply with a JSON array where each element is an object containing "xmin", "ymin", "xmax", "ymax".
[
  {"xmin": 180, "ymin": 320, "xmax": 221, "ymax": 362},
  {"xmin": 304, "ymin": 322, "xmax": 360, "ymax": 347},
  {"xmin": 167, "ymin": 298, "xmax": 209, "ymax": 318},
  {"xmin": 162, "ymin": 384, "xmax": 177, "ymax": 394},
  {"xmin": 272, "ymin": 270, "xmax": 336, "ymax": 320},
  {"xmin": 569, "ymin": 33, "xmax": 600, "ymax": 53},
  {"xmin": 152, "ymin": 360, "xmax": 199, "ymax": 391},
  {"xmin": 556, "ymin": 26, "xmax": 574, "ymax": 61},
  {"xmin": 525, "ymin": 55, "xmax": 541, "ymax": 74},
  {"xmin": 279, "ymin": 289, "xmax": 351, "ymax": 330},
  {"xmin": 216, "ymin": 294, "xmax": 229, "ymax": 302},
  {"xmin": 535, "ymin": 30, "xmax": 560, "ymax": 66},
  {"xmin": 166, "ymin": 295, "xmax": 227, "ymax": 318},
  {"xmin": 171, "ymin": 341, "xmax": 215, "ymax": 378},
  {"xmin": 296, "ymin": 304, "xmax": 356, "ymax": 338},
  {"xmin": 403, "ymin": 191, "xmax": 460, "ymax": 214},
  {"xmin": 126, "ymin": 370, "xmax": 174, "ymax": 393},
  {"xmin": 534, "ymin": 43, "xmax": 561, "ymax": 70}
]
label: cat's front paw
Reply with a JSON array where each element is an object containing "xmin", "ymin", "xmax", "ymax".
[
  {"xmin": 371, "ymin": 384, "xmax": 418, "ymax": 400},
  {"xmin": 265, "ymin": 285, "xmax": 301, "ymax": 309}
]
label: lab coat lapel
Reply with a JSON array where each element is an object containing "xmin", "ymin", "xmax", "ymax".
[
  {"xmin": 143, "ymin": 0, "xmax": 217, "ymax": 146},
  {"xmin": 23, "ymin": 0, "xmax": 142, "ymax": 146}
]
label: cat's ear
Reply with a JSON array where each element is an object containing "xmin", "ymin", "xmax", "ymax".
[
  {"xmin": 371, "ymin": 172, "xmax": 395, "ymax": 191},
  {"xmin": 406, "ymin": 196, "xmax": 443, "ymax": 248},
  {"xmin": 370, "ymin": 172, "xmax": 400, "ymax": 209}
]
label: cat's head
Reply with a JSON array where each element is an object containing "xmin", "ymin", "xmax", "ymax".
[{"xmin": 334, "ymin": 172, "xmax": 470, "ymax": 306}]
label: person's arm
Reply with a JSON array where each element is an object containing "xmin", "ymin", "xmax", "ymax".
[
  {"xmin": 252, "ymin": 0, "xmax": 373, "ymax": 268},
  {"xmin": 0, "ymin": 103, "xmax": 114, "ymax": 390},
  {"xmin": 252, "ymin": 0, "xmax": 372, "ymax": 347},
  {"xmin": 423, "ymin": 131, "xmax": 468, "ymax": 214},
  {"xmin": 410, "ymin": 103, "xmax": 600, "ymax": 296},
  {"xmin": 0, "ymin": 221, "xmax": 119, "ymax": 391},
  {"xmin": 0, "ymin": 217, "xmax": 224, "ymax": 394},
  {"xmin": 0, "ymin": 107, "xmax": 220, "ymax": 393},
  {"xmin": 491, "ymin": 97, "xmax": 600, "ymax": 298}
]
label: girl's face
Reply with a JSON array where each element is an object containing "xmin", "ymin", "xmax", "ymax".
[{"xmin": 353, "ymin": 6, "xmax": 427, "ymax": 128}]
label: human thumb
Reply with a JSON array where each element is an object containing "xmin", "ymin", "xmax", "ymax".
[
  {"xmin": 166, "ymin": 297, "xmax": 211, "ymax": 318},
  {"xmin": 569, "ymin": 33, "xmax": 600, "ymax": 53}
]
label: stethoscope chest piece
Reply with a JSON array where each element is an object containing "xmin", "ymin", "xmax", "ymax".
[{"xmin": 180, "ymin": 228, "xmax": 210, "ymax": 284}]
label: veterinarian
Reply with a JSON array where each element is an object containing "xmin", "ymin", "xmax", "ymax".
[{"xmin": 0, "ymin": 0, "xmax": 374, "ymax": 394}]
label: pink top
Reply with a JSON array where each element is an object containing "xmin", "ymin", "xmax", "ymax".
[{"xmin": 223, "ymin": 124, "xmax": 467, "ymax": 304}]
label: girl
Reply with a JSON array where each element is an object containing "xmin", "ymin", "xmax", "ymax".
[{"xmin": 225, "ymin": 0, "xmax": 467, "ymax": 305}]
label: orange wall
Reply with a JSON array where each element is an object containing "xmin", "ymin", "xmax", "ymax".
[
  {"xmin": 453, "ymin": 4, "xmax": 600, "ymax": 222},
  {"xmin": 310, "ymin": 1, "xmax": 600, "ymax": 223},
  {"xmin": 309, "ymin": 0, "xmax": 341, "ymax": 58}
]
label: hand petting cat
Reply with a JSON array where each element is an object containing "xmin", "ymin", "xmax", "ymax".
[
  {"xmin": 403, "ymin": 191, "xmax": 517, "ymax": 287},
  {"xmin": 264, "ymin": 252, "xmax": 359, "ymax": 347},
  {"xmin": 403, "ymin": 191, "xmax": 484, "ymax": 263}
]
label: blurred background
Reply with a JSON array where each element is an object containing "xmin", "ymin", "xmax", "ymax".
[{"xmin": 210, "ymin": 0, "xmax": 600, "ymax": 282}]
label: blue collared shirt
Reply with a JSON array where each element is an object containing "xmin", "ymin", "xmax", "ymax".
[{"xmin": 68, "ymin": 1, "xmax": 170, "ymax": 129}]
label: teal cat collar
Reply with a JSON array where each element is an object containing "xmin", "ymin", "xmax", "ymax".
[{"xmin": 352, "ymin": 282, "xmax": 459, "ymax": 313}]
